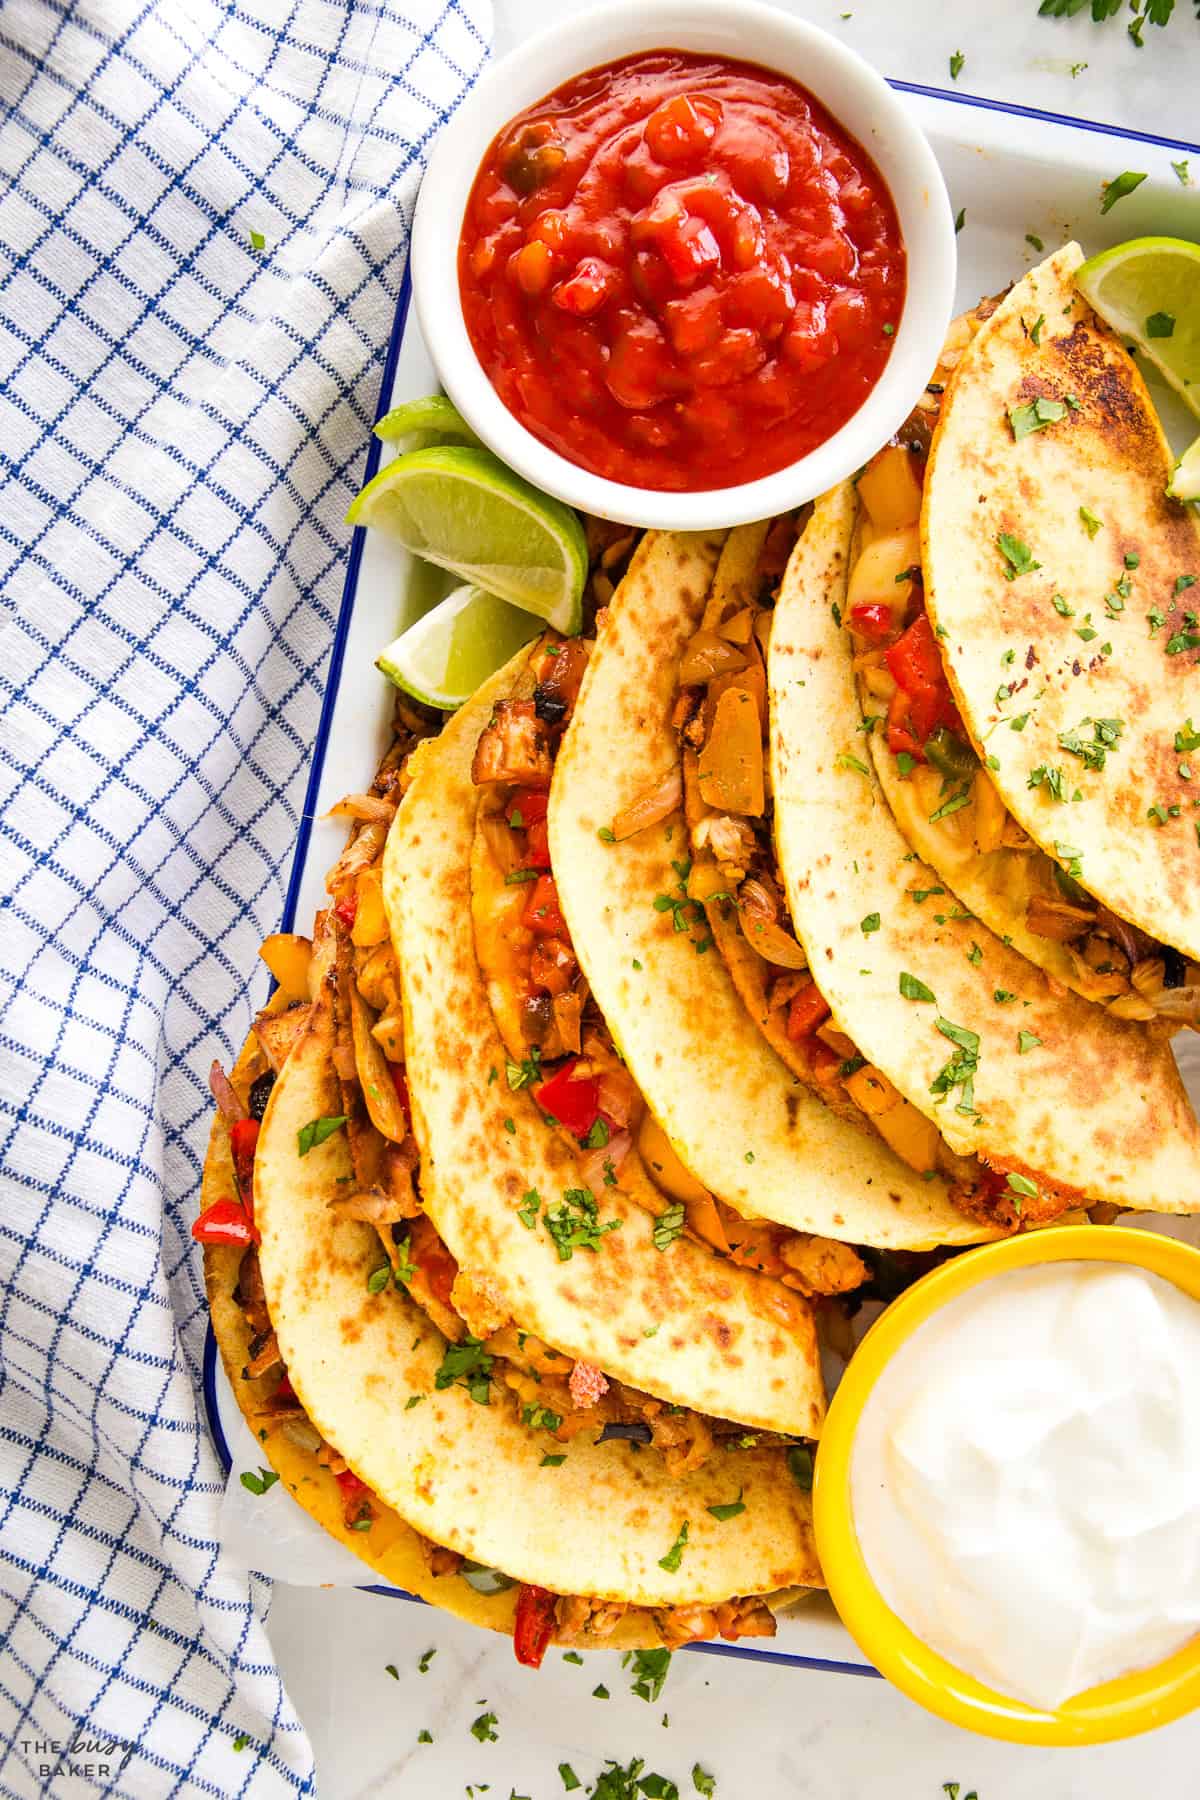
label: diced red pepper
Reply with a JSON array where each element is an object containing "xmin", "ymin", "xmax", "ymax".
[
  {"xmin": 522, "ymin": 873, "xmax": 568, "ymax": 939},
  {"xmin": 334, "ymin": 1465, "xmax": 375, "ymax": 1530},
  {"xmin": 191, "ymin": 1196, "xmax": 259, "ymax": 1248},
  {"xmin": 509, "ymin": 788, "xmax": 549, "ymax": 829},
  {"xmin": 275, "ymin": 1373, "xmax": 297, "ymax": 1401},
  {"xmin": 390, "ymin": 1065, "xmax": 411, "ymax": 1123},
  {"xmin": 334, "ymin": 1468, "xmax": 369, "ymax": 1500},
  {"xmin": 786, "ymin": 984, "xmax": 832, "ymax": 1042},
  {"xmin": 525, "ymin": 818, "xmax": 552, "ymax": 869},
  {"xmin": 885, "ymin": 688, "xmax": 923, "ymax": 761},
  {"xmin": 885, "ymin": 613, "xmax": 944, "ymax": 697},
  {"xmin": 334, "ymin": 891, "xmax": 358, "ymax": 930},
  {"xmin": 513, "ymin": 1583, "xmax": 558, "ymax": 1668},
  {"xmin": 848, "ymin": 603, "xmax": 894, "ymax": 646},
  {"xmin": 409, "ymin": 1215, "xmax": 458, "ymax": 1306},
  {"xmin": 230, "ymin": 1117, "xmax": 260, "ymax": 1218},
  {"xmin": 533, "ymin": 1058, "xmax": 601, "ymax": 1138}
]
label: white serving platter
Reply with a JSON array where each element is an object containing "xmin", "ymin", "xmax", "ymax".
[{"xmin": 204, "ymin": 76, "xmax": 1200, "ymax": 1678}]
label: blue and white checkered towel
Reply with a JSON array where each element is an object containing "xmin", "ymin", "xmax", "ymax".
[{"xmin": 0, "ymin": 1, "xmax": 490, "ymax": 1790}]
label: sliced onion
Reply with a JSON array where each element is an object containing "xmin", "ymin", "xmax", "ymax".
[
  {"xmin": 281, "ymin": 1420, "xmax": 323, "ymax": 1453},
  {"xmin": 325, "ymin": 793, "xmax": 396, "ymax": 823},
  {"xmin": 738, "ymin": 888, "xmax": 809, "ymax": 969},
  {"xmin": 610, "ymin": 766, "xmax": 682, "ymax": 842},
  {"xmin": 678, "ymin": 630, "xmax": 749, "ymax": 685},
  {"xmin": 324, "ymin": 820, "xmax": 388, "ymax": 895},
  {"xmin": 209, "ymin": 1060, "xmax": 246, "ymax": 1124},
  {"xmin": 582, "ymin": 1128, "xmax": 630, "ymax": 1192},
  {"xmin": 595, "ymin": 1067, "xmax": 639, "ymax": 1129}
]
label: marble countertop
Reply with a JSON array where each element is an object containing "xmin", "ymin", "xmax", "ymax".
[{"xmin": 264, "ymin": 2, "xmax": 1200, "ymax": 1793}]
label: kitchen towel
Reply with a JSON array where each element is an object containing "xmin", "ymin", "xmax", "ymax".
[{"xmin": 0, "ymin": 0, "xmax": 490, "ymax": 1791}]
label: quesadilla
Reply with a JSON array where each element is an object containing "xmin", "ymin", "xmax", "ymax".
[
  {"xmin": 766, "ymin": 480, "xmax": 1200, "ymax": 1228},
  {"xmin": 385, "ymin": 651, "xmax": 830, "ymax": 1439},
  {"xmin": 204, "ymin": 1003, "xmax": 821, "ymax": 1663},
  {"xmin": 856, "ymin": 244, "xmax": 1200, "ymax": 1026},
  {"xmin": 544, "ymin": 528, "xmax": 994, "ymax": 1248}
]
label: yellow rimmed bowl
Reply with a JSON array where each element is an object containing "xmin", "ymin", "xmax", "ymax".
[{"xmin": 814, "ymin": 1223, "xmax": 1200, "ymax": 1745}]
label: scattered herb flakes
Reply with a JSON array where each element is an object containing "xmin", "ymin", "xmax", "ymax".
[
  {"xmin": 434, "ymin": 1336, "xmax": 494, "ymax": 1404},
  {"xmin": 930, "ymin": 1017, "xmax": 980, "ymax": 1117},
  {"xmin": 1052, "ymin": 594, "xmax": 1075, "ymax": 617},
  {"xmin": 1009, "ymin": 712, "xmax": 1030, "ymax": 732},
  {"xmin": 543, "ymin": 1186, "xmax": 622, "ymax": 1261},
  {"xmin": 385, "ymin": 1663, "xmax": 400, "ymax": 1680},
  {"xmin": 693, "ymin": 1771, "xmax": 717, "ymax": 1799},
  {"xmin": 835, "ymin": 751, "xmax": 870, "ymax": 776},
  {"xmin": 930, "ymin": 785, "xmax": 972, "ymax": 823},
  {"xmin": 1148, "ymin": 607, "xmax": 1167, "ymax": 637},
  {"xmin": 1166, "ymin": 626, "xmax": 1200, "ymax": 656},
  {"xmin": 540, "ymin": 1453, "xmax": 566, "ymax": 1467},
  {"xmin": 297, "ymin": 1114, "xmax": 346, "ymax": 1156},
  {"xmin": 1010, "ymin": 395, "xmax": 1065, "ymax": 440},
  {"xmin": 1100, "ymin": 170, "xmax": 1147, "ymax": 213},
  {"xmin": 418, "ymin": 1730, "xmax": 434, "ymax": 1745},
  {"xmin": 1017, "ymin": 1030, "xmax": 1042, "ymax": 1054},
  {"xmin": 997, "ymin": 533, "xmax": 1041, "ymax": 580},
  {"xmin": 966, "ymin": 942, "xmax": 983, "ymax": 966},
  {"xmin": 517, "ymin": 1188, "xmax": 541, "ymax": 1230},
  {"xmin": 630, "ymin": 1647, "xmax": 673, "ymax": 1703},
  {"xmin": 504, "ymin": 868, "xmax": 538, "ymax": 886},
  {"xmin": 949, "ymin": 49, "xmax": 965, "ymax": 78},
  {"xmin": 248, "ymin": 227, "xmax": 266, "ymax": 251},
  {"xmin": 1029, "ymin": 313, "xmax": 1045, "ymax": 347},
  {"xmin": 366, "ymin": 1263, "xmax": 391, "ymax": 1295},
  {"xmin": 1028, "ymin": 764, "xmax": 1067, "ymax": 801},
  {"xmin": 1055, "ymin": 840, "xmax": 1084, "ymax": 879},
  {"xmin": 506, "ymin": 1050, "xmax": 542, "ymax": 1091},
  {"xmin": 707, "ymin": 1488, "xmax": 746, "ymax": 1522},
  {"xmin": 658, "ymin": 1521, "xmax": 690, "ymax": 1573},
  {"xmin": 883, "ymin": 321, "xmax": 896, "ymax": 335},
  {"xmin": 896, "ymin": 750, "xmax": 916, "ymax": 776},
  {"xmin": 986, "ymin": 754, "xmax": 1000, "ymax": 771},
  {"xmin": 471, "ymin": 1712, "xmax": 499, "ymax": 1743},
  {"xmin": 1176, "ymin": 719, "xmax": 1200, "ymax": 753},
  {"xmin": 592, "ymin": 1683, "xmax": 610, "ymax": 1699},
  {"xmin": 233, "ymin": 1733, "xmax": 251, "ymax": 1752},
  {"xmin": 1147, "ymin": 311, "xmax": 1176, "ymax": 339},
  {"xmin": 239, "ymin": 1467, "xmax": 279, "ymax": 1496},
  {"xmin": 503, "ymin": 1116, "xmax": 516, "ymax": 1134},
  {"xmin": 1079, "ymin": 505, "xmax": 1103, "ymax": 538},
  {"xmin": 560, "ymin": 1768, "xmax": 582, "ymax": 1793},
  {"xmin": 860, "ymin": 912, "xmax": 881, "ymax": 935},
  {"xmin": 1058, "ymin": 715, "xmax": 1124, "ymax": 771},
  {"xmin": 899, "ymin": 972, "xmax": 936, "ymax": 1003},
  {"xmin": 1008, "ymin": 1172, "xmax": 1039, "ymax": 1200},
  {"xmin": 1025, "ymin": 231, "xmax": 1045, "ymax": 251},
  {"xmin": 563, "ymin": 1651, "xmax": 585, "ymax": 1665},
  {"xmin": 787, "ymin": 1444, "xmax": 815, "ymax": 1491},
  {"xmin": 1176, "ymin": 575, "xmax": 1197, "ymax": 596},
  {"xmin": 994, "ymin": 989, "xmax": 1017, "ymax": 1004},
  {"xmin": 597, "ymin": 825, "xmax": 616, "ymax": 843},
  {"xmin": 652, "ymin": 1202, "xmax": 686, "ymax": 1252},
  {"xmin": 1173, "ymin": 158, "xmax": 1190, "ymax": 184}
]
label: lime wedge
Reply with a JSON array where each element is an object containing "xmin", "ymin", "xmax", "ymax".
[
  {"xmin": 376, "ymin": 584, "xmax": 543, "ymax": 710},
  {"xmin": 1169, "ymin": 431, "xmax": 1200, "ymax": 502},
  {"xmin": 346, "ymin": 445, "xmax": 587, "ymax": 635},
  {"xmin": 1076, "ymin": 237, "xmax": 1200, "ymax": 420},
  {"xmin": 374, "ymin": 394, "xmax": 481, "ymax": 449}
]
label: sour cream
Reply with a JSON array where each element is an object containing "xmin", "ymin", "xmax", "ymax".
[{"xmin": 850, "ymin": 1261, "xmax": 1200, "ymax": 1710}]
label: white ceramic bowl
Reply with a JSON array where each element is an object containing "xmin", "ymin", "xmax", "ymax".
[{"xmin": 411, "ymin": 0, "xmax": 957, "ymax": 529}]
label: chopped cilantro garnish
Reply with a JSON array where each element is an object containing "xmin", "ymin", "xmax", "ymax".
[
  {"xmin": 997, "ymin": 533, "xmax": 1041, "ymax": 579},
  {"xmin": 297, "ymin": 1114, "xmax": 346, "ymax": 1156},
  {"xmin": 593, "ymin": 1684, "xmax": 611, "ymax": 1700},
  {"xmin": 899, "ymin": 972, "xmax": 936, "ymax": 1003},
  {"xmin": 1055, "ymin": 840, "xmax": 1084, "ymax": 879},
  {"xmin": 470, "ymin": 1712, "xmax": 498, "ymax": 1743},
  {"xmin": 966, "ymin": 942, "xmax": 983, "ymax": 966},
  {"xmin": 543, "ymin": 1187, "xmax": 622, "ymax": 1261},
  {"xmin": 1029, "ymin": 313, "xmax": 1045, "ymax": 346},
  {"xmin": 693, "ymin": 1771, "xmax": 717, "ymax": 1799},
  {"xmin": 1173, "ymin": 158, "xmax": 1191, "ymax": 184},
  {"xmin": 835, "ymin": 752, "xmax": 870, "ymax": 776},
  {"xmin": 506, "ymin": 1050, "xmax": 542, "ymax": 1091},
  {"xmin": 929, "ymin": 785, "xmax": 972, "ymax": 823},
  {"xmin": 1079, "ymin": 506, "xmax": 1103, "ymax": 537},
  {"xmin": 1147, "ymin": 311, "xmax": 1176, "ymax": 339},
  {"xmin": 860, "ymin": 912, "xmax": 881, "ymax": 935},
  {"xmin": 930, "ymin": 1018, "xmax": 980, "ymax": 1117},
  {"xmin": 560, "ymin": 1767, "xmax": 582, "ymax": 1791},
  {"xmin": 1176, "ymin": 575, "xmax": 1196, "ymax": 595},
  {"xmin": 1058, "ymin": 716, "xmax": 1124, "ymax": 771},
  {"xmin": 503, "ymin": 1116, "xmax": 516, "ymax": 1134},
  {"xmin": 950, "ymin": 48, "xmax": 965, "ymax": 77},
  {"xmin": 239, "ymin": 1467, "xmax": 279, "ymax": 1496},
  {"xmin": 1007, "ymin": 1171, "xmax": 1039, "ymax": 1198},
  {"xmin": 248, "ymin": 227, "xmax": 266, "ymax": 251},
  {"xmin": 896, "ymin": 750, "xmax": 916, "ymax": 776},
  {"xmin": 1026, "ymin": 232, "xmax": 1044, "ymax": 251},
  {"xmin": 597, "ymin": 826, "xmax": 615, "ymax": 843},
  {"xmin": 1177, "ymin": 719, "xmax": 1200, "ymax": 753},
  {"xmin": 385, "ymin": 1664, "xmax": 399, "ymax": 1679},
  {"xmin": 1052, "ymin": 594, "xmax": 1074, "ymax": 617},
  {"xmin": 1100, "ymin": 170, "xmax": 1148, "ymax": 213},
  {"xmin": 434, "ymin": 1336, "xmax": 493, "ymax": 1404},
  {"xmin": 1009, "ymin": 713, "xmax": 1030, "ymax": 732},
  {"xmin": 418, "ymin": 1647, "xmax": 436, "ymax": 1672},
  {"xmin": 366, "ymin": 1264, "xmax": 391, "ymax": 1295},
  {"xmin": 630, "ymin": 1648, "xmax": 672, "ymax": 1703},
  {"xmin": 1017, "ymin": 1031, "xmax": 1041, "ymax": 1054},
  {"xmin": 517, "ymin": 1188, "xmax": 541, "ymax": 1229},
  {"xmin": 541, "ymin": 1454, "xmax": 566, "ymax": 1467},
  {"xmin": 994, "ymin": 989, "xmax": 1016, "ymax": 1004},
  {"xmin": 1009, "ymin": 395, "xmax": 1066, "ymax": 440},
  {"xmin": 787, "ymin": 1445, "xmax": 814, "ymax": 1491},
  {"xmin": 404, "ymin": 1394, "xmax": 424, "ymax": 1409},
  {"xmin": 417, "ymin": 1730, "xmax": 432, "ymax": 1745},
  {"xmin": 563, "ymin": 1651, "xmax": 584, "ymax": 1666},
  {"xmin": 653, "ymin": 1202, "xmax": 686, "ymax": 1252},
  {"xmin": 504, "ymin": 868, "xmax": 539, "ymax": 885},
  {"xmin": 583, "ymin": 1117, "xmax": 610, "ymax": 1149},
  {"xmin": 658, "ymin": 1522, "xmax": 690, "ymax": 1573},
  {"xmin": 1028, "ymin": 764, "xmax": 1067, "ymax": 801},
  {"xmin": 1166, "ymin": 629, "xmax": 1200, "ymax": 656},
  {"xmin": 233, "ymin": 1734, "xmax": 250, "ymax": 1751},
  {"xmin": 522, "ymin": 1402, "xmax": 563, "ymax": 1432},
  {"xmin": 707, "ymin": 1489, "xmax": 746, "ymax": 1521}
]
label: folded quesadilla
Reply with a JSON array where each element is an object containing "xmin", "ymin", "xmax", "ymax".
[
  {"xmin": 856, "ymin": 243, "xmax": 1200, "ymax": 1026},
  {"xmin": 766, "ymin": 480, "xmax": 1200, "ymax": 1227},
  {"xmin": 385, "ymin": 652, "xmax": 829, "ymax": 1439},
  {"xmin": 204, "ymin": 1001, "xmax": 820, "ymax": 1662}
]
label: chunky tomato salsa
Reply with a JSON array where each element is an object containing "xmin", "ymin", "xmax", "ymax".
[{"xmin": 458, "ymin": 51, "xmax": 906, "ymax": 492}]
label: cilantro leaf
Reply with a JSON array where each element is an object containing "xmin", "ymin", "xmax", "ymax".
[
  {"xmin": 1100, "ymin": 170, "xmax": 1148, "ymax": 213},
  {"xmin": 658, "ymin": 1521, "xmax": 690, "ymax": 1572},
  {"xmin": 899, "ymin": 973, "xmax": 936, "ymax": 1003},
  {"xmin": 297, "ymin": 1114, "xmax": 346, "ymax": 1156},
  {"xmin": 997, "ymin": 533, "xmax": 1041, "ymax": 579}
]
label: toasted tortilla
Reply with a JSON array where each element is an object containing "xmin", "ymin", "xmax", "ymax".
[
  {"xmin": 769, "ymin": 481, "xmax": 1200, "ymax": 1217},
  {"xmin": 548, "ymin": 528, "xmax": 992, "ymax": 1250},
  {"xmin": 383, "ymin": 654, "xmax": 827, "ymax": 1439},
  {"xmin": 253, "ymin": 994, "xmax": 824, "ymax": 1607},
  {"xmin": 204, "ymin": 1024, "xmax": 665, "ymax": 1646},
  {"xmin": 924, "ymin": 243, "xmax": 1200, "ymax": 967}
]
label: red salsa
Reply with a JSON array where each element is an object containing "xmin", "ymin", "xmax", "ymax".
[{"xmin": 458, "ymin": 51, "xmax": 905, "ymax": 492}]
